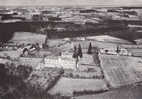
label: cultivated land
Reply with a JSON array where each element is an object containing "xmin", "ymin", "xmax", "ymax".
[
  {"xmin": 27, "ymin": 67, "xmax": 63, "ymax": 90},
  {"xmin": 99, "ymin": 54, "xmax": 142, "ymax": 88},
  {"xmin": 48, "ymin": 77, "xmax": 108, "ymax": 96}
]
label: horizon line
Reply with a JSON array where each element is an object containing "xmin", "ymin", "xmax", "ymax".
[{"xmin": 0, "ymin": 4, "xmax": 142, "ymax": 7}]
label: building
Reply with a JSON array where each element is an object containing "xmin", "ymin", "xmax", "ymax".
[
  {"xmin": 43, "ymin": 55, "xmax": 77, "ymax": 70},
  {"xmin": 100, "ymin": 48, "xmax": 118, "ymax": 55},
  {"xmin": 100, "ymin": 46, "xmax": 131, "ymax": 56},
  {"xmin": 59, "ymin": 57, "xmax": 77, "ymax": 69}
]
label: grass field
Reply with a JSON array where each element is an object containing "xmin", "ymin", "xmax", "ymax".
[
  {"xmin": 99, "ymin": 54, "xmax": 142, "ymax": 88},
  {"xmin": 48, "ymin": 77, "xmax": 107, "ymax": 96}
]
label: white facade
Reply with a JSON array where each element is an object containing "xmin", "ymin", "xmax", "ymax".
[{"xmin": 44, "ymin": 56, "xmax": 77, "ymax": 70}]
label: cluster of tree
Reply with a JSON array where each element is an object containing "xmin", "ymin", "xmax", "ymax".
[
  {"xmin": 72, "ymin": 42, "xmax": 93, "ymax": 59},
  {"xmin": 72, "ymin": 44, "xmax": 83, "ymax": 58}
]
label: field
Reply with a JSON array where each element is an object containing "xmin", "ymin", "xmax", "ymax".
[
  {"xmin": 10, "ymin": 32, "xmax": 46, "ymax": 44},
  {"xmin": 75, "ymin": 84, "xmax": 142, "ymax": 99},
  {"xmin": 27, "ymin": 68, "xmax": 63, "ymax": 90},
  {"xmin": 48, "ymin": 77, "xmax": 107, "ymax": 96},
  {"xmin": 99, "ymin": 54, "xmax": 142, "ymax": 88}
]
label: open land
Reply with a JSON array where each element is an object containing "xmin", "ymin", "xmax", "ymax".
[{"xmin": 99, "ymin": 54, "xmax": 142, "ymax": 88}]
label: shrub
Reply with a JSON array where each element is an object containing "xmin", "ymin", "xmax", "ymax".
[
  {"xmin": 69, "ymin": 73, "xmax": 73, "ymax": 77},
  {"xmin": 73, "ymin": 89, "xmax": 108, "ymax": 96}
]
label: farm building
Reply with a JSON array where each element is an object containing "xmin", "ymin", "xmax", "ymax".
[
  {"xmin": 100, "ymin": 47, "xmax": 118, "ymax": 55},
  {"xmin": 37, "ymin": 48, "xmax": 100, "ymax": 71},
  {"xmin": 43, "ymin": 56, "xmax": 77, "ymax": 70},
  {"xmin": 59, "ymin": 57, "xmax": 77, "ymax": 69},
  {"xmin": 99, "ymin": 46, "xmax": 131, "ymax": 56}
]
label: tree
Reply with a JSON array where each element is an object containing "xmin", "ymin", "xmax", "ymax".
[
  {"xmin": 116, "ymin": 45, "xmax": 121, "ymax": 54},
  {"xmin": 77, "ymin": 44, "xmax": 83, "ymax": 58},
  {"xmin": 87, "ymin": 42, "xmax": 92, "ymax": 54},
  {"xmin": 72, "ymin": 45, "xmax": 77, "ymax": 58}
]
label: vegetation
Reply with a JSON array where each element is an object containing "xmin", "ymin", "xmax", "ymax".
[
  {"xmin": 77, "ymin": 44, "xmax": 83, "ymax": 58},
  {"xmin": 73, "ymin": 89, "xmax": 108, "ymax": 96},
  {"xmin": 0, "ymin": 63, "xmax": 69, "ymax": 99},
  {"xmin": 116, "ymin": 45, "xmax": 121, "ymax": 54},
  {"xmin": 87, "ymin": 42, "xmax": 92, "ymax": 54},
  {"xmin": 0, "ymin": 63, "xmax": 33, "ymax": 99},
  {"xmin": 72, "ymin": 45, "xmax": 78, "ymax": 58},
  {"xmin": 72, "ymin": 44, "xmax": 83, "ymax": 58},
  {"xmin": 63, "ymin": 71, "xmax": 103, "ymax": 79}
]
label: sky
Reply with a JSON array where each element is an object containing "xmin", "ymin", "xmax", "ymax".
[{"xmin": 1, "ymin": 0, "xmax": 142, "ymax": 6}]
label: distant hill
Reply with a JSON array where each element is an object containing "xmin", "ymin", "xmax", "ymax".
[{"xmin": 0, "ymin": 20, "xmax": 142, "ymax": 44}]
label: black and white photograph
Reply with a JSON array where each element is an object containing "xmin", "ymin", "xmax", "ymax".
[{"xmin": 1, "ymin": 0, "xmax": 142, "ymax": 99}]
